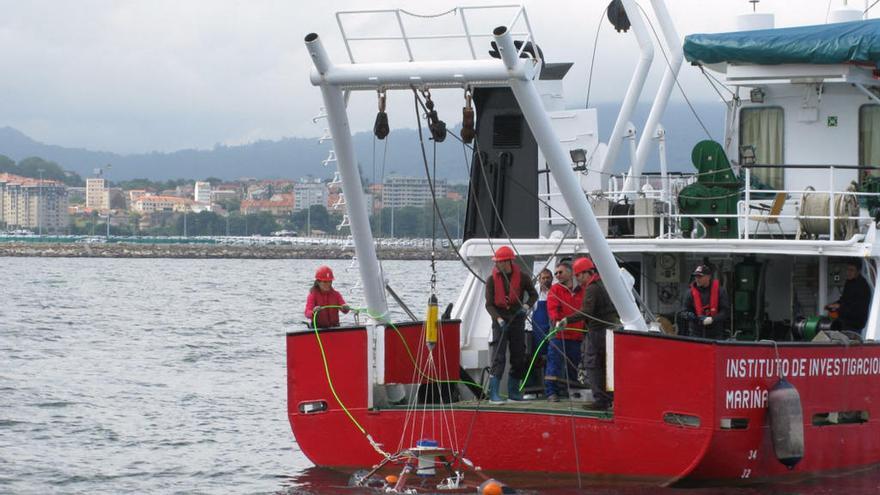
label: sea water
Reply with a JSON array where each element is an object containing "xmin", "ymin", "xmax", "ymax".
[{"xmin": 1, "ymin": 258, "xmax": 878, "ymax": 494}]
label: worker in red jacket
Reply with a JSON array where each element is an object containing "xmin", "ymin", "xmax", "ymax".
[
  {"xmin": 564, "ymin": 257, "xmax": 620, "ymax": 411},
  {"xmin": 543, "ymin": 258, "xmax": 585, "ymax": 402},
  {"xmin": 485, "ymin": 245, "xmax": 538, "ymax": 404},
  {"xmin": 304, "ymin": 265, "xmax": 350, "ymax": 328}
]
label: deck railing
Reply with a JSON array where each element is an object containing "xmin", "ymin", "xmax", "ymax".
[
  {"xmin": 555, "ymin": 164, "xmax": 880, "ymax": 241},
  {"xmin": 334, "ymin": 5, "xmax": 537, "ymax": 64}
]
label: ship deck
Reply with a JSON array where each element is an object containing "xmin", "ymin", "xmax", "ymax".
[{"xmin": 380, "ymin": 399, "xmax": 614, "ymax": 419}]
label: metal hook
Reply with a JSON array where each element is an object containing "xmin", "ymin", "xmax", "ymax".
[
  {"xmin": 311, "ymin": 107, "xmax": 327, "ymax": 123},
  {"xmin": 377, "ymin": 89, "xmax": 387, "ymax": 112}
]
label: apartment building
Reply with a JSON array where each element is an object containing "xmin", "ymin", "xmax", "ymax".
[
  {"xmin": 128, "ymin": 189, "xmax": 148, "ymax": 203},
  {"xmin": 241, "ymin": 194, "xmax": 294, "ymax": 216},
  {"xmin": 194, "ymin": 181, "xmax": 212, "ymax": 204},
  {"xmin": 132, "ymin": 195, "xmax": 190, "ymax": 214},
  {"xmin": 293, "ymin": 180, "xmax": 326, "ymax": 212},
  {"xmin": 211, "ymin": 189, "xmax": 239, "ymax": 203},
  {"xmin": 367, "ymin": 183, "xmax": 384, "ymax": 213},
  {"xmin": 326, "ymin": 186, "xmax": 374, "ymax": 214},
  {"xmin": 382, "ymin": 175, "xmax": 447, "ymax": 208},
  {"xmin": 86, "ymin": 178, "xmax": 108, "ymax": 210},
  {"xmin": 0, "ymin": 173, "xmax": 69, "ymax": 233}
]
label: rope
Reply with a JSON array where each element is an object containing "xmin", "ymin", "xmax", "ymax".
[
  {"xmin": 563, "ymin": 332, "xmax": 582, "ymax": 490},
  {"xmin": 412, "ymin": 89, "xmax": 486, "ymax": 285},
  {"xmin": 635, "ymin": 2, "xmax": 714, "ymax": 141},
  {"xmin": 378, "ymin": 136, "xmax": 389, "ymax": 236},
  {"xmin": 798, "ymin": 187, "xmax": 860, "ymax": 239},
  {"xmin": 312, "ymin": 305, "xmax": 480, "ymax": 393},
  {"xmin": 399, "ymin": 7, "xmax": 458, "ymax": 18},
  {"xmin": 451, "ymin": 125, "xmax": 613, "ymax": 398},
  {"xmin": 699, "ymin": 65, "xmax": 736, "ymax": 100},
  {"xmin": 470, "ymin": 133, "xmax": 528, "ymax": 261},
  {"xmin": 584, "ymin": 3, "xmax": 609, "ymax": 109},
  {"xmin": 308, "ymin": 304, "xmax": 617, "ymax": 470},
  {"xmin": 371, "ymin": 133, "xmax": 377, "ymax": 186},
  {"xmin": 310, "ymin": 304, "xmax": 488, "ymax": 471},
  {"xmin": 431, "ymin": 140, "xmax": 438, "ymax": 294},
  {"xmin": 448, "ymin": 136, "xmax": 651, "ymax": 328},
  {"xmin": 310, "ymin": 307, "xmax": 391, "ymax": 459},
  {"xmin": 415, "ymin": 87, "xmax": 530, "ymax": 272},
  {"xmin": 414, "ymin": 92, "xmax": 610, "ymax": 434},
  {"xmin": 445, "ymin": 129, "xmax": 575, "ymax": 282}
]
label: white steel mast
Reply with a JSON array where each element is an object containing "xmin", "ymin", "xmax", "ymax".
[{"xmin": 304, "ymin": 8, "xmax": 647, "ymax": 331}]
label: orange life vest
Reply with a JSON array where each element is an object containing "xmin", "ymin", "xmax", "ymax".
[{"xmin": 691, "ymin": 279, "xmax": 720, "ymax": 317}]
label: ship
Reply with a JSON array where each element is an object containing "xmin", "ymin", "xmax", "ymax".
[{"xmin": 288, "ymin": 1, "xmax": 880, "ymax": 488}]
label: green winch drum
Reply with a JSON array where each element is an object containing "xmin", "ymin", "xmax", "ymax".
[
  {"xmin": 793, "ymin": 316, "xmax": 839, "ymax": 341},
  {"xmin": 802, "ymin": 316, "xmax": 822, "ymax": 341}
]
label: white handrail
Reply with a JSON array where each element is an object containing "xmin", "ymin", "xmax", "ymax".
[{"xmin": 334, "ymin": 6, "xmax": 538, "ymax": 64}]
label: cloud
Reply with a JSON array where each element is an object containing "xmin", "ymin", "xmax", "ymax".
[{"xmin": 0, "ymin": 0, "xmax": 853, "ymax": 153}]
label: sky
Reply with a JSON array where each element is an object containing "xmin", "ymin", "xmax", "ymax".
[{"xmin": 0, "ymin": 0, "xmax": 870, "ymax": 154}]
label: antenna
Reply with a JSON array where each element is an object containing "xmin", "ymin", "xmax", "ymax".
[{"xmin": 749, "ymin": 0, "xmax": 759, "ymax": 12}]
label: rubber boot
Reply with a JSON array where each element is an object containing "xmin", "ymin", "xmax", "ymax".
[
  {"xmin": 488, "ymin": 376, "xmax": 505, "ymax": 404},
  {"xmin": 508, "ymin": 377, "xmax": 524, "ymax": 401}
]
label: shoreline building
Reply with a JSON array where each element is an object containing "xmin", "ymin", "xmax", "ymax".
[
  {"xmin": 327, "ymin": 183, "xmax": 374, "ymax": 214},
  {"xmin": 382, "ymin": 175, "xmax": 448, "ymax": 208},
  {"xmin": 293, "ymin": 179, "xmax": 327, "ymax": 212},
  {"xmin": 128, "ymin": 189, "xmax": 149, "ymax": 210},
  {"xmin": 194, "ymin": 181, "xmax": 212, "ymax": 204},
  {"xmin": 211, "ymin": 189, "xmax": 239, "ymax": 205},
  {"xmin": 0, "ymin": 173, "xmax": 69, "ymax": 233},
  {"xmin": 86, "ymin": 178, "xmax": 109, "ymax": 211},
  {"xmin": 132, "ymin": 195, "xmax": 191, "ymax": 214},
  {"xmin": 241, "ymin": 194, "xmax": 294, "ymax": 216}
]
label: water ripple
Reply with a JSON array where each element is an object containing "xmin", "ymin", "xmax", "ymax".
[{"xmin": 3, "ymin": 258, "xmax": 879, "ymax": 494}]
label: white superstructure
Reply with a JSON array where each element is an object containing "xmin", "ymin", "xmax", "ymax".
[{"xmin": 304, "ymin": 3, "xmax": 880, "ymax": 397}]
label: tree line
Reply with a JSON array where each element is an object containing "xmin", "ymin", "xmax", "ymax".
[{"xmin": 0, "ymin": 155, "xmax": 85, "ymax": 186}]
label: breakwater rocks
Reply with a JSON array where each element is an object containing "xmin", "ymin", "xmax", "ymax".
[{"xmin": 0, "ymin": 242, "xmax": 458, "ymax": 260}]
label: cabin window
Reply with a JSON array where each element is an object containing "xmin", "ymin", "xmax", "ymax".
[
  {"xmin": 740, "ymin": 107, "xmax": 784, "ymax": 189},
  {"xmin": 859, "ymin": 105, "xmax": 880, "ymax": 180}
]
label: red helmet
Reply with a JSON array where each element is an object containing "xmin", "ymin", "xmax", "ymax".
[
  {"xmin": 573, "ymin": 257, "xmax": 595, "ymax": 275},
  {"xmin": 492, "ymin": 246, "xmax": 515, "ymax": 262},
  {"xmin": 315, "ymin": 265, "xmax": 334, "ymax": 282}
]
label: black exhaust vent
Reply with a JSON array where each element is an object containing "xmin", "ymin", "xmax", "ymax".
[{"xmin": 493, "ymin": 115, "xmax": 523, "ymax": 148}]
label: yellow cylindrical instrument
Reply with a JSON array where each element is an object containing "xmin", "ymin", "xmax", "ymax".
[{"xmin": 425, "ymin": 294, "xmax": 438, "ymax": 348}]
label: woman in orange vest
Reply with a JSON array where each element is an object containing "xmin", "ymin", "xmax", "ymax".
[
  {"xmin": 304, "ymin": 265, "xmax": 350, "ymax": 328},
  {"xmin": 679, "ymin": 264, "xmax": 729, "ymax": 339}
]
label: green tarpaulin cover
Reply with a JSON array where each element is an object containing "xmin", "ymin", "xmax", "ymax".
[{"xmin": 684, "ymin": 18, "xmax": 880, "ymax": 66}]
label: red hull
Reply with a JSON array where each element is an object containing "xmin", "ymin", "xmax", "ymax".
[{"xmin": 287, "ymin": 323, "xmax": 880, "ymax": 484}]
